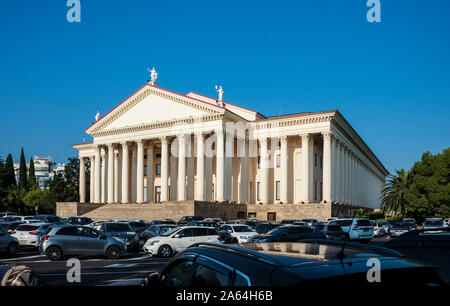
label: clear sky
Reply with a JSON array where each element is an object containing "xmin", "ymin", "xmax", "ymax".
[{"xmin": 0, "ymin": 0, "xmax": 449, "ymax": 173}]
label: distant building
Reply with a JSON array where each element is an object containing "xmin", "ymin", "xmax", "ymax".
[{"xmin": 14, "ymin": 156, "xmax": 65, "ymax": 189}]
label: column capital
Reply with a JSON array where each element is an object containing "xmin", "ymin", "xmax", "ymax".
[
  {"xmin": 136, "ymin": 139, "xmax": 145, "ymax": 146},
  {"xmin": 321, "ymin": 130, "xmax": 333, "ymax": 139},
  {"xmin": 159, "ymin": 136, "xmax": 169, "ymax": 145},
  {"xmin": 300, "ymin": 133, "xmax": 310, "ymax": 142},
  {"xmin": 78, "ymin": 156, "xmax": 86, "ymax": 161},
  {"xmin": 280, "ymin": 135, "xmax": 288, "ymax": 144},
  {"xmin": 177, "ymin": 134, "xmax": 187, "ymax": 144},
  {"xmin": 106, "ymin": 142, "xmax": 114, "ymax": 149},
  {"xmin": 120, "ymin": 141, "xmax": 129, "ymax": 147},
  {"xmin": 258, "ymin": 136, "xmax": 267, "ymax": 145}
]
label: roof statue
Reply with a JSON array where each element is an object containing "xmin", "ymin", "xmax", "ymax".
[
  {"xmin": 215, "ymin": 85, "xmax": 225, "ymax": 107},
  {"xmin": 95, "ymin": 110, "xmax": 100, "ymax": 121},
  {"xmin": 148, "ymin": 67, "xmax": 158, "ymax": 85}
]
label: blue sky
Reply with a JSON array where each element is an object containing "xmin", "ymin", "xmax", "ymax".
[{"xmin": 0, "ymin": 0, "xmax": 449, "ymax": 173}]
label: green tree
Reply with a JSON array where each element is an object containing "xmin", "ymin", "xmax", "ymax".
[
  {"xmin": 23, "ymin": 188, "xmax": 54, "ymax": 214},
  {"xmin": 4, "ymin": 154, "xmax": 16, "ymax": 188},
  {"xmin": 28, "ymin": 157, "xmax": 37, "ymax": 189},
  {"xmin": 63, "ymin": 157, "xmax": 80, "ymax": 202},
  {"xmin": 380, "ymin": 169, "xmax": 413, "ymax": 216},
  {"xmin": 18, "ymin": 148, "xmax": 28, "ymax": 190}
]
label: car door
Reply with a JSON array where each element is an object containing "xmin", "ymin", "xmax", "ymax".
[
  {"xmin": 172, "ymin": 228, "xmax": 194, "ymax": 251},
  {"xmin": 192, "ymin": 228, "xmax": 209, "ymax": 244},
  {"xmin": 206, "ymin": 228, "xmax": 220, "ymax": 243},
  {"xmin": 77, "ymin": 227, "xmax": 103, "ymax": 254},
  {"xmin": 189, "ymin": 256, "xmax": 234, "ymax": 286},
  {"xmin": 53, "ymin": 227, "xmax": 79, "ymax": 254}
]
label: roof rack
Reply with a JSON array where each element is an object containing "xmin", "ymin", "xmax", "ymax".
[{"xmin": 188, "ymin": 243, "xmax": 282, "ymax": 266}]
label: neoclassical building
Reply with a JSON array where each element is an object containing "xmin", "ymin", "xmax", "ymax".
[{"xmin": 71, "ymin": 75, "xmax": 388, "ymax": 220}]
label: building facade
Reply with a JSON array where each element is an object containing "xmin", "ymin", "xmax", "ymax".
[
  {"xmin": 14, "ymin": 156, "xmax": 65, "ymax": 189},
  {"xmin": 72, "ymin": 78, "xmax": 388, "ymax": 217}
]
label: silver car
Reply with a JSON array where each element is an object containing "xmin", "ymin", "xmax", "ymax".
[
  {"xmin": 40, "ymin": 225, "xmax": 126, "ymax": 261},
  {"xmin": 0, "ymin": 231, "xmax": 18, "ymax": 256}
]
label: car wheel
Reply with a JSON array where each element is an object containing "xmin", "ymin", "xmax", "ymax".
[
  {"xmin": 232, "ymin": 238, "xmax": 239, "ymax": 244},
  {"xmin": 6, "ymin": 242, "xmax": 18, "ymax": 256},
  {"xmin": 106, "ymin": 246, "xmax": 121, "ymax": 259},
  {"xmin": 158, "ymin": 245, "xmax": 172, "ymax": 258},
  {"xmin": 46, "ymin": 246, "xmax": 62, "ymax": 261}
]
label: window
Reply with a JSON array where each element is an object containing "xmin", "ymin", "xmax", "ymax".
[
  {"xmin": 320, "ymin": 182, "xmax": 323, "ymax": 201},
  {"xmin": 156, "ymin": 153, "xmax": 161, "ymax": 158},
  {"xmin": 314, "ymin": 181, "xmax": 317, "ymax": 201},
  {"xmin": 161, "ymin": 259, "xmax": 195, "ymax": 287},
  {"xmin": 320, "ymin": 156, "xmax": 323, "ymax": 169},
  {"xmin": 248, "ymin": 212, "xmax": 257, "ymax": 218},
  {"xmin": 56, "ymin": 227, "xmax": 78, "ymax": 236},
  {"xmin": 257, "ymin": 156, "xmax": 261, "ymax": 169},
  {"xmin": 78, "ymin": 227, "xmax": 99, "ymax": 238},
  {"xmin": 207, "ymin": 228, "xmax": 218, "ymax": 235},
  {"xmin": 276, "ymin": 181, "xmax": 280, "ymax": 200},
  {"xmin": 276, "ymin": 154, "xmax": 280, "ymax": 167},
  {"xmin": 314, "ymin": 153, "xmax": 317, "ymax": 167},
  {"xmin": 257, "ymin": 182, "xmax": 260, "ymax": 201},
  {"xmin": 193, "ymin": 228, "xmax": 208, "ymax": 236},
  {"xmin": 155, "ymin": 186, "xmax": 161, "ymax": 203},
  {"xmin": 156, "ymin": 164, "xmax": 161, "ymax": 175},
  {"xmin": 190, "ymin": 264, "xmax": 231, "ymax": 287},
  {"xmin": 175, "ymin": 228, "xmax": 194, "ymax": 238}
]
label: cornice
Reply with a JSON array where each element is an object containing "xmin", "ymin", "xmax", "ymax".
[{"xmin": 250, "ymin": 113, "xmax": 335, "ymax": 130}]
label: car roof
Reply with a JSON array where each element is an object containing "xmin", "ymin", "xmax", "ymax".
[{"xmin": 178, "ymin": 226, "xmax": 216, "ymax": 229}]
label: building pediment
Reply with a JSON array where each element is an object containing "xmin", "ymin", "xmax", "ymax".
[{"xmin": 85, "ymin": 84, "xmax": 225, "ymax": 135}]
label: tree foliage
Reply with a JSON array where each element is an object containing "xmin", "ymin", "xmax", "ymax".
[
  {"xmin": 18, "ymin": 148, "xmax": 28, "ymax": 190},
  {"xmin": 28, "ymin": 157, "xmax": 37, "ymax": 189}
]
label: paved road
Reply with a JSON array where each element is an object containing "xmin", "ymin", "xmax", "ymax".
[{"xmin": 0, "ymin": 249, "xmax": 169, "ymax": 286}]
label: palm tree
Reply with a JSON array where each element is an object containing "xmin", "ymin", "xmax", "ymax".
[{"xmin": 380, "ymin": 169, "xmax": 413, "ymax": 216}]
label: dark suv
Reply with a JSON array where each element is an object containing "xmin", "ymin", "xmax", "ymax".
[
  {"xmin": 141, "ymin": 241, "xmax": 444, "ymax": 287},
  {"xmin": 250, "ymin": 225, "xmax": 321, "ymax": 242}
]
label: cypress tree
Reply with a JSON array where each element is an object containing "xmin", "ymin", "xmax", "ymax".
[
  {"xmin": 18, "ymin": 148, "xmax": 28, "ymax": 190},
  {"xmin": 5, "ymin": 154, "xmax": 16, "ymax": 188},
  {"xmin": 28, "ymin": 157, "xmax": 37, "ymax": 189}
]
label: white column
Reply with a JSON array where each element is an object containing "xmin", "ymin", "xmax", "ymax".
[
  {"xmin": 114, "ymin": 149, "xmax": 119, "ymax": 203},
  {"xmin": 160, "ymin": 136, "xmax": 169, "ymax": 202},
  {"xmin": 136, "ymin": 139, "xmax": 144, "ymax": 204},
  {"xmin": 351, "ymin": 153, "xmax": 355, "ymax": 205},
  {"xmin": 300, "ymin": 133, "xmax": 310, "ymax": 203},
  {"xmin": 280, "ymin": 136, "xmax": 288, "ymax": 203},
  {"xmin": 94, "ymin": 146, "xmax": 101, "ymax": 203},
  {"xmin": 195, "ymin": 133, "xmax": 205, "ymax": 201},
  {"xmin": 101, "ymin": 148, "xmax": 106, "ymax": 203},
  {"xmin": 107, "ymin": 144, "xmax": 114, "ymax": 204},
  {"xmin": 177, "ymin": 135, "xmax": 186, "ymax": 201},
  {"xmin": 334, "ymin": 140, "xmax": 340, "ymax": 203},
  {"xmin": 216, "ymin": 129, "xmax": 225, "ymax": 201},
  {"xmin": 89, "ymin": 156, "xmax": 95, "ymax": 203},
  {"xmin": 343, "ymin": 147, "xmax": 348, "ymax": 204},
  {"xmin": 121, "ymin": 142, "xmax": 129, "ymax": 204},
  {"xmin": 146, "ymin": 144, "xmax": 154, "ymax": 203},
  {"xmin": 131, "ymin": 145, "xmax": 137, "ymax": 202},
  {"xmin": 259, "ymin": 137, "xmax": 268, "ymax": 204},
  {"xmin": 187, "ymin": 137, "xmax": 194, "ymax": 200},
  {"xmin": 322, "ymin": 131, "xmax": 332, "ymax": 203},
  {"xmin": 225, "ymin": 131, "xmax": 234, "ymax": 201},
  {"xmin": 239, "ymin": 136, "xmax": 248, "ymax": 204},
  {"xmin": 79, "ymin": 157, "xmax": 86, "ymax": 203},
  {"xmin": 169, "ymin": 149, "xmax": 177, "ymax": 201},
  {"xmin": 331, "ymin": 136, "xmax": 336, "ymax": 202}
]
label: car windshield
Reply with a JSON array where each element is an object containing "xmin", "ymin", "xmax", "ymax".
[
  {"xmin": 160, "ymin": 226, "xmax": 176, "ymax": 233},
  {"xmin": 232, "ymin": 225, "xmax": 253, "ymax": 232},
  {"xmin": 106, "ymin": 223, "xmax": 132, "ymax": 232},
  {"xmin": 267, "ymin": 227, "xmax": 288, "ymax": 235},
  {"xmin": 130, "ymin": 222, "xmax": 146, "ymax": 228},
  {"xmin": 16, "ymin": 225, "xmax": 40, "ymax": 231},
  {"xmin": 161, "ymin": 227, "xmax": 180, "ymax": 237}
]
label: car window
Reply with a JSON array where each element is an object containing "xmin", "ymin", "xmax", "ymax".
[
  {"xmin": 149, "ymin": 226, "xmax": 158, "ymax": 232},
  {"xmin": 193, "ymin": 228, "xmax": 208, "ymax": 236},
  {"xmin": 47, "ymin": 217, "xmax": 61, "ymax": 223},
  {"xmin": 327, "ymin": 225, "xmax": 341, "ymax": 231},
  {"xmin": 160, "ymin": 226, "xmax": 176, "ymax": 233},
  {"xmin": 176, "ymin": 228, "xmax": 194, "ymax": 238},
  {"xmin": 190, "ymin": 264, "xmax": 231, "ymax": 287},
  {"xmin": 161, "ymin": 259, "xmax": 195, "ymax": 287},
  {"xmin": 356, "ymin": 220, "xmax": 372, "ymax": 226},
  {"xmin": 232, "ymin": 225, "xmax": 253, "ymax": 232},
  {"xmin": 221, "ymin": 226, "xmax": 232, "ymax": 232},
  {"xmin": 335, "ymin": 220, "xmax": 353, "ymax": 227},
  {"xmin": 16, "ymin": 225, "xmax": 40, "ymax": 231},
  {"xmin": 78, "ymin": 227, "xmax": 99, "ymax": 238},
  {"xmin": 207, "ymin": 228, "xmax": 218, "ymax": 236},
  {"xmin": 56, "ymin": 227, "xmax": 78, "ymax": 236},
  {"xmin": 106, "ymin": 223, "xmax": 132, "ymax": 232}
]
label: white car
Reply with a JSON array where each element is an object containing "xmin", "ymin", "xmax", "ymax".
[
  {"xmin": 444, "ymin": 218, "xmax": 450, "ymax": 228},
  {"xmin": 329, "ymin": 218, "xmax": 374, "ymax": 242},
  {"xmin": 143, "ymin": 226, "xmax": 220, "ymax": 258},
  {"xmin": 11, "ymin": 223, "xmax": 51, "ymax": 248},
  {"xmin": 371, "ymin": 220, "xmax": 387, "ymax": 237},
  {"xmin": 220, "ymin": 224, "xmax": 257, "ymax": 243}
]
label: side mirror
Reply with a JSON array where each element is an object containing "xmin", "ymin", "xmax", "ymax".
[{"xmin": 140, "ymin": 272, "xmax": 160, "ymax": 287}]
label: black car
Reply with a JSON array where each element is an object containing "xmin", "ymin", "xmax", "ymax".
[
  {"xmin": 177, "ymin": 216, "xmax": 204, "ymax": 225},
  {"xmin": 280, "ymin": 219, "xmax": 301, "ymax": 225},
  {"xmin": 143, "ymin": 224, "xmax": 178, "ymax": 242},
  {"xmin": 34, "ymin": 215, "xmax": 63, "ymax": 224},
  {"xmin": 250, "ymin": 225, "xmax": 322, "ymax": 242},
  {"xmin": 141, "ymin": 241, "xmax": 443, "ymax": 287},
  {"xmin": 99, "ymin": 222, "xmax": 140, "ymax": 253},
  {"xmin": 64, "ymin": 216, "xmax": 93, "ymax": 226},
  {"xmin": 254, "ymin": 222, "xmax": 281, "ymax": 234},
  {"xmin": 383, "ymin": 229, "xmax": 450, "ymax": 285},
  {"xmin": 313, "ymin": 223, "xmax": 346, "ymax": 240},
  {"xmin": 243, "ymin": 220, "xmax": 260, "ymax": 229},
  {"xmin": 127, "ymin": 221, "xmax": 148, "ymax": 239}
]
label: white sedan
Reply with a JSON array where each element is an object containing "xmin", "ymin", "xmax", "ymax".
[{"xmin": 220, "ymin": 224, "xmax": 257, "ymax": 243}]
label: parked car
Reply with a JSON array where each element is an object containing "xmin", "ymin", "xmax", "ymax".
[
  {"xmin": 143, "ymin": 224, "xmax": 178, "ymax": 242},
  {"xmin": 371, "ymin": 220, "xmax": 387, "ymax": 237},
  {"xmin": 33, "ymin": 215, "xmax": 62, "ymax": 224},
  {"xmin": 280, "ymin": 219, "xmax": 301, "ymax": 225},
  {"xmin": 177, "ymin": 216, "xmax": 204, "ymax": 225},
  {"xmin": 141, "ymin": 241, "xmax": 444, "ymax": 287},
  {"xmin": 293, "ymin": 221, "xmax": 309, "ymax": 227},
  {"xmin": 187, "ymin": 221, "xmax": 219, "ymax": 230},
  {"xmin": 389, "ymin": 222, "xmax": 411, "ymax": 237},
  {"xmin": 326, "ymin": 217, "xmax": 338, "ymax": 223},
  {"xmin": 22, "ymin": 219, "xmax": 42, "ymax": 224},
  {"xmin": 116, "ymin": 220, "xmax": 148, "ymax": 239},
  {"xmin": 444, "ymin": 218, "xmax": 450, "ymax": 228},
  {"xmin": 0, "ymin": 231, "xmax": 19, "ymax": 256},
  {"xmin": 65, "ymin": 216, "xmax": 93, "ymax": 225},
  {"xmin": 250, "ymin": 225, "xmax": 322, "ymax": 243},
  {"xmin": 383, "ymin": 229, "xmax": 450, "ymax": 285},
  {"xmin": 329, "ymin": 218, "xmax": 374, "ymax": 242},
  {"xmin": 11, "ymin": 223, "xmax": 52, "ymax": 248},
  {"xmin": 0, "ymin": 222, "xmax": 21, "ymax": 235},
  {"xmin": 87, "ymin": 220, "xmax": 111, "ymax": 230},
  {"xmin": 377, "ymin": 220, "xmax": 390, "ymax": 235},
  {"xmin": 0, "ymin": 212, "xmax": 17, "ymax": 218},
  {"xmin": 301, "ymin": 219, "xmax": 318, "ymax": 227},
  {"xmin": 0, "ymin": 264, "xmax": 42, "ymax": 286},
  {"xmin": 40, "ymin": 225, "xmax": 126, "ymax": 261},
  {"xmin": 254, "ymin": 222, "xmax": 281, "ymax": 234},
  {"xmin": 148, "ymin": 219, "xmax": 177, "ymax": 226},
  {"xmin": 313, "ymin": 223, "xmax": 346, "ymax": 240},
  {"xmin": 423, "ymin": 219, "xmax": 443, "ymax": 230},
  {"xmin": 243, "ymin": 219, "xmax": 260, "ymax": 229},
  {"xmin": 15, "ymin": 216, "xmax": 35, "ymax": 222},
  {"xmin": 219, "ymin": 224, "xmax": 257, "ymax": 243},
  {"xmin": 143, "ymin": 226, "xmax": 220, "ymax": 258},
  {"xmin": 98, "ymin": 222, "xmax": 139, "ymax": 253}
]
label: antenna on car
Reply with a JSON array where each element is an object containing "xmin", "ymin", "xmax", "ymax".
[{"xmin": 336, "ymin": 213, "xmax": 357, "ymax": 264}]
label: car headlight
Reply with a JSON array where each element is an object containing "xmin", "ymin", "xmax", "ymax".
[{"xmin": 148, "ymin": 240, "xmax": 159, "ymax": 246}]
